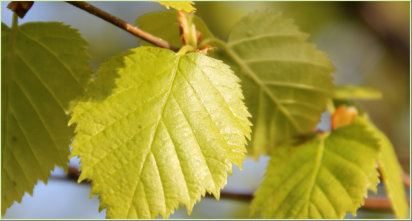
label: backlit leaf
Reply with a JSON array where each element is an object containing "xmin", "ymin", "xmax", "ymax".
[
  {"xmin": 363, "ymin": 115, "xmax": 408, "ymax": 218},
  {"xmin": 210, "ymin": 11, "xmax": 335, "ymax": 158},
  {"xmin": 251, "ymin": 121, "xmax": 380, "ymax": 218},
  {"xmin": 1, "ymin": 22, "xmax": 92, "ymax": 214},
  {"xmin": 70, "ymin": 46, "xmax": 251, "ymax": 218},
  {"xmin": 156, "ymin": 1, "xmax": 196, "ymax": 13}
]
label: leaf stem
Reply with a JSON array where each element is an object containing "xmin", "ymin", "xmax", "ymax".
[
  {"xmin": 12, "ymin": 11, "xmax": 18, "ymax": 29},
  {"xmin": 177, "ymin": 45, "xmax": 195, "ymax": 56},
  {"xmin": 65, "ymin": 1, "xmax": 179, "ymax": 52}
]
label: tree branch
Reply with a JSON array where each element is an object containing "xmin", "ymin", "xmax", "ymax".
[
  {"xmin": 402, "ymin": 172, "xmax": 410, "ymax": 188},
  {"xmin": 54, "ymin": 166, "xmax": 410, "ymax": 211},
  {"xmin": 203, "ymin": 191, "xmax": 410, "ymax": 211},
  {"xmin": 66, "ymin": 1, "xmax": 179, "ymax": 52}
]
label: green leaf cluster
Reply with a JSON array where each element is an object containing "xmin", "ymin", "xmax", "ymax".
[{"xmin": 1, "ymin": 6, "xmax": 408, "ymax": 220}]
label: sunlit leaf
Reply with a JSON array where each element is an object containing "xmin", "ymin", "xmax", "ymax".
[
  {"xmin": 251, "ymin": 121, "xmax": 380, "ymax": 218},
  {"xmin": 156, "ymin": 1, "xmax": 196, "ymax": 13},
  {"xmin": 1, "ymin": 22, "xmax": 92, "ymax": 214},
  {"xmin": 363, "ymin": 115, "xmax": 408, "ymax": 218},
  {"xmin": 70, "ymin": 46, "xmax": 251, "ymax": 218}
]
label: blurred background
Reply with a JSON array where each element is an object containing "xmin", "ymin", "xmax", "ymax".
[{"xmin": 1, "ymin": 1, "xmax": 410, "ymax": 219}]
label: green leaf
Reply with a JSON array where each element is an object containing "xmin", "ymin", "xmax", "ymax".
[
  {"xmin": 334, "ymin": 85, "xmax": 382, "ymax": 100},
  {"xmin": 156, "ymin": 1, "xmax": 196, "ymax": 13},
  {"xmin": 250, "ymin": 121, "xmax": 380, "ymax": 219},
  {"xmin": 1, "ymin": 21, "xmax": 92, "ymax": 214},
  {"xmin": 363, "ymin": 116, "xmax": 408, "ymax": 218},
  {"xmin": 70, "ymin": 46, "xmax": 251, "ymax": 218},
  {"xmin": 208, "ymin": 11, "xmax": 335, "ymax": 158},
  {"xmin": 137, "ymin": 11, "xmax": 214, "ymax": 48}
]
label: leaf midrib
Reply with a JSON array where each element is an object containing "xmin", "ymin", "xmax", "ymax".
[
  {"xmin": 123, "ymin": 55, "xmax": 182, "ymax": 218},
  {"xmin": 17, "ymin": 28, "xmax": 86, "ymax": 92},
  {"xmin": 305, "ymin": 136, "xmax": 326, "ymax": 217}
]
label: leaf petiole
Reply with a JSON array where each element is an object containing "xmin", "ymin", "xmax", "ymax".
[{"xmin": 177, "ymin": 45, "xmax": 196, "ymax": 56}]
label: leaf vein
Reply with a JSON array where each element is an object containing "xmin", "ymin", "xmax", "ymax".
[
  {"xmin": 11, "ymin": 76, "xmax": 67, "ymax": 165},
  {"xmin": 8, "ymin": 109, "xmax": 48, "ymax": 175},
  {"xmin": 124, "ymin": 55, "xmax": 181, "ymax": 218},
  {"xmin": 161, "ymin": 119, "xmax": 191, "ymax": 202},
  {"xmin": 17, "ymin": 29, "xmax": 85, "ymax": 90},
  {"xmin": 264, "ymin": 81, "xmax": 330, "ymax": 94},
  {"xmin": 15, "ymin": 52, "xmax": 67, "ymax": 113},
  {"xmin": 171, "ymin": 95, "xmax": 217, "ymax": 188},
  {"xmin": 228, "ymin": 33, "xmax": 305, "ymax": 47},
  {"xmin": 244, "ymin": 58, "xmax": 332, "ymax": 70}
]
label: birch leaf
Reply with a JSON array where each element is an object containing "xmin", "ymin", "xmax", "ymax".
[
  {"xmin": 70, "ymin": 46, "xmax": 251, "ymax": 218},
  {"xmin": 211, "ymin": 11, "xmax": 335, "ymax": 158},
  {"xmin": 363, "ymin": 115, "xmax": 408, "ymax": 219},
  {"xmin": 1, "ymin": 22, "xmax": 92, "ymax": 214},
  {"xmin": 156, "ymin": 1, "xmax": 196, "ymax": 13},
  {"xmin": 251, "ymin": 121, "xmax": 380, "ymax": 219}
]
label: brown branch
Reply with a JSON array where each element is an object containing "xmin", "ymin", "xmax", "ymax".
[
  {"xmin": 402, "ymin": 172, "xmax": 410, "ymax": 188},
  {"xmin": 66, "ymin": 1, "xmax": 179, "ymax": 52},
  {"xmin": 7, "ymin": 1, "xmax": 34, "ymax": 18},
  {"xmin": 203, "ymin": 192, "xmax": 410, "ymax": 210},
  {"xmin": 363, "ymin": 198, "xmax": 393, "ymax": 210},
  {"xmin": 58, "ymin": 166, "xmax": 410, "ymax": 211}
]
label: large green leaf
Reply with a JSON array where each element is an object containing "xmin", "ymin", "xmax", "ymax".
[
  {"xmin": 136, "ymin": 11, "xmax": 214, "ymax": 48},
  {"xmin": 208, "ymin": 11, "xmax": 335, "ymax": 158},
  {"xmin": 70, "ymin": 46, "xmax": 251, "ymax": 218},
  {"xmin": 156, "ymin": 1, "xmax": 196, "ymax": 13},
  {"xmin": 364, "ymin": 116, "xmax": 408, "ymax": 218},
  {"xmin": 250, "ymin": 121, "xmax": 380, "ymax": 219},
  {"xmin": 1, "ymin": 21, "xmax": 92, "ymax": 214}
]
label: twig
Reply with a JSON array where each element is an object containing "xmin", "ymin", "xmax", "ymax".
[
  {"xmin": 402, "ymin": 172, "xmax": 410, "ymax": 188},
  {"xmin": 363, "ymin": 198, "xmax": 393, "ymax": 210},
  {"xmin": 203, "ymin": 192, "xmax": 410, "ymax": 210},
  {"xmin": 66, "ymin": 1, "xmax": 178, "ymax": 51},
  {"xmin": 54, "ymin": 166, "xmax": 410, "ymax": 211}
]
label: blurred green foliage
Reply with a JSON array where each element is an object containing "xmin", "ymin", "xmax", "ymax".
[{"xmin": 1, "ymin": 1, "xmax": 409, "ymax": 219}]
